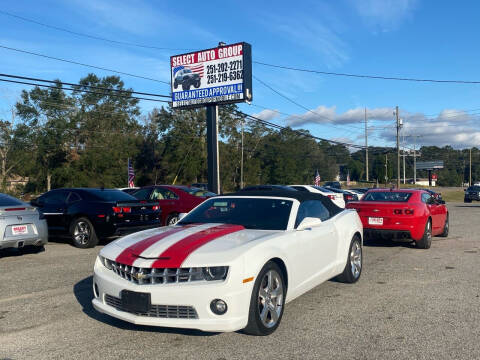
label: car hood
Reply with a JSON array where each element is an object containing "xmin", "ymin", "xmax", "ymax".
[{"xmin": 100, "ymin": 223, "xmax": 280, "ymax": 268}]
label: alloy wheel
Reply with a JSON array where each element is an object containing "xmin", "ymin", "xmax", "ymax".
[
  {"xmin": 350, "ymin": 240, "xmax": 362, "ymax": 279},
  {"xmin": 257, "ymin": 270, "xmax": 283, "ymax": 328},
  {"xmin": 74, "ymin": 221, "xmax": 91, "ymax": 245}
]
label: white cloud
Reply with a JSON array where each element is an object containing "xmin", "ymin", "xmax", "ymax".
[
  {"xmin": 351, "ymin": 0, "xmax": 416, "ymax": 32},
  {"xmin": 251, "ymin": 109, "xmax": 280, "ymax": 121},
  {"xmin": 285, "ymin": 106, "xmax": 393, "ymax": 126},
  {"xmin": 261, "ymin": 103, "xmax": 480, "ymax": 149}
]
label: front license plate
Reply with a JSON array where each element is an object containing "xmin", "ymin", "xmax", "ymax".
[
  {"xmin": 368, "ymin": 217, "xmax": 383, "ymax": 225},
  {"xmin": 12, "ymin": 225, "xmax": 28, "ymax": 235},
  {"xmin": 121, "ymin": 290, "xmax": 151, "ymax": 313}
]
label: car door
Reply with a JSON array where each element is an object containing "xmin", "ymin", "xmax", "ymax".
[
  {"xmin": 37, "ymin": 190, "xmax": 70, "ymax": 232},
  {"xmin": 150, "ymin": 187, "xmax": 180, "ymax": 225},
  {"xmin": 293, "ymin": 200, "xmax": 338, "ymax": 289},
  {"xmin": 425, "ymin": 195, "xmax": 442, "ymax": 232}
]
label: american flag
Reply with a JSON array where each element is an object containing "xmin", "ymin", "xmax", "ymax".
[
  {"xmin": 128, "ymin": 158, "xmax": 135, "ymax": 188},
  {"xmin": 314, "ymin": 169, "xmax": 321, "ymax": 186},
  {"xmin": 173, "ymin": 64, "xmax": 204, "ymax": 78}
]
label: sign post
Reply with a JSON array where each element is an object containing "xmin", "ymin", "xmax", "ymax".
[{"xmin": 170, "ymin": 42, "xmax": 252, "ymax": 193}]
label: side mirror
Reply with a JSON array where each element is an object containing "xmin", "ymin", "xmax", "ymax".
[
  {"xmin": 178, "ymin": 213, "xmax": 187, "ymax": 221},
  {"xmin": 297, "ymin": 217, "xmax": 322, "ymax": 231},
  {"xmin": 437, "ymin": 200, "xmax": 446, "ymax": 204}
]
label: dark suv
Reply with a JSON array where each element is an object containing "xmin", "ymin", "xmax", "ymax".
[
  {"xmin": 323, "ymin": 181, "xmax": 341, "ymax": 189},
  {"xmin": 464, "ymin": 185, "xmax": 480, "ymax": 203},
  {"xmin": 174, "ymin": 68, "xmax": 201, "ymax": 91}
]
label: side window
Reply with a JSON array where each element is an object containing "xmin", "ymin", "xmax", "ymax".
[
  {"xmin": 151, "ymin": 188, "xmax": 164, "ymax": 200},
  {"xmin": 67, "ymin": 192, "xmax": 82, "ymax": 203},
  {"xmin": 161, "ymin": 189, "xmax": 179, "ymax": 200},
  {"xmin": 41, "ymin": 191, "xmax": 68, "ymax": 205},
  {"xmin": 132, "ymin": 189, "xmax": 151, "ymax": 200},
  {"xmin": 295, "ymin": 200, "xmax": 330, "ymax": 228},
  {"xmin": 421, "ymin": 193, "xmax": 430, "ymax": 203}
]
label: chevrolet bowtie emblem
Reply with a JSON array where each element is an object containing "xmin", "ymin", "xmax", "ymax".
[{"xmin": 133, "ymin": 272, "xmax": 147, "ymax": 280}]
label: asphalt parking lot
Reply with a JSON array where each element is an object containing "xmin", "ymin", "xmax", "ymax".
[{"xmin": 1, "ymin": 203, "xmax": 479, "ymax": 360}]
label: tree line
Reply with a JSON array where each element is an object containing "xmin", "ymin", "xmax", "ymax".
[{"xmin": 0, "ymin": 74, "xmax": 476, "ymax": 195}]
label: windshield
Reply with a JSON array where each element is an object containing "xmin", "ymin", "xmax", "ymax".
[
  {"xmin": 363, "ymin": 191, "xmax": 412, "ymax": 202},
  {"xmin": 178, "ymin": 197, "xmax": 293, "ymax": 230},
  {"xmin": 88, "ymin": 189, "xmax": 137, "ymax": 202},
  {"xmin": 468, "ymin": 186, "xmax": 480, "ymax": 191}
]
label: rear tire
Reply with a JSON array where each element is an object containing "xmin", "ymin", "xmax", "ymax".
[
  {"xmin": 243, "ymin": 261, "xmax": 286, "ymax": 336},
  {"xmin": 70, "ymin": 217, "xmax": 98, "ymax": 248},
  {"xmin": 439, "ymin": 213, "xmax": 449, "ymax": 237},
  {"xmin": 416, "ymin": 219, "xmax": 432, "ymax": 249},
  {"xmin": 336, "ymin": 235, "xmax": 362, "ymax": 283}
]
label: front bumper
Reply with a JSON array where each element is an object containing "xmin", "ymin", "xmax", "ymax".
[{"xmin": 92, "ymin": 259, "xmax": 252, "ymax": 332}]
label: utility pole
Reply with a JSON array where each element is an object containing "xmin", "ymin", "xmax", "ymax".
[
  {"xmin": 470, "ymin": 147, "xmax": 472, "ymax": 186},
  {"xmin": 395, "ymin": 106, "xmax": 401, "ymax": 189},
  {"xmin": 402, "ymin": 130, "xmax": 406, "ymax": 184},
  {"xmin": 385, "ymin": 153, "xmax": 388, "ymax": 186},
  {"xmin": 240, "ymin": 119, "xmax": 244, "ymax": 189},
  {"xmin": 365, "ymin": 107, "xmax": 368, "ymax": 182}
]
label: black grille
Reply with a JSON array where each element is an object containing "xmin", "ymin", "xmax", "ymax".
[{"xmin": 105, "ymin": 294, "xmax": 198, "ymax": 319}]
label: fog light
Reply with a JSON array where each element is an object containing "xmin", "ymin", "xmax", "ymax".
[
  {"xmin": 93, "ymin": 283, "xmax": 99, "ymax": 298},
  {"xmin": 210, "ymin": 299, "xmax": 227, "ymax": 315}
]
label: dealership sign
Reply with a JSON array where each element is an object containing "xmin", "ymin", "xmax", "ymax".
[{"xmin": 170, "ymin": 42, "xmax": 252, "ymax": 108}]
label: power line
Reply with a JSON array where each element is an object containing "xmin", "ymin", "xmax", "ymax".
[
  {"xmin": 253, "ymin": 61, "xmax": 480, "ymax": 85},
  {"xmin": 0, "ymin": 44, "xmax": 170, "ymax": 85},
  {"xmin": 252, "ymin": 76, "xmax": 364, "ymax": 132},
  {"xmin": 5, "ymin": 10, "xmax": 480, "ymax": 87},
  {"xmin": 0, "ymin": 78, "xmax": 170, "ymax": 103},
  {"xmin": 234, "ymin": 109, "xmax": 365, "ymax": 149},
  {"xmin": 0, "ymin": 73, "xmax": 170, "ymax": 98},
  {"xmin": 0, "ymin": 10, "xmax": 194, "ymax": 52}
]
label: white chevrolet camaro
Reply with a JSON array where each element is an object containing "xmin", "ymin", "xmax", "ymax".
[{"xmin": 92, "ymin": 191, "xmax": 363, "ymax": 335}]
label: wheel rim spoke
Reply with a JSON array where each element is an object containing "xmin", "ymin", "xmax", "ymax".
[{"xmin": 258, "ymin": 269, "xmax": 283, "ymax": 328}]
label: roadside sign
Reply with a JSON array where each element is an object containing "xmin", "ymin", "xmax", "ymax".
[
  {"xmin": 416, "ymin": 161, "xmax": 444, "ymax": 170},
  {"xmin": 171, "ymin": 42, "xmax": 252, "ymax": 108}
]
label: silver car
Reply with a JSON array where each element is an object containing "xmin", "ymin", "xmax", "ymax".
[{"xmin": 0, "ymin": 193, "xmax": 48, "ymax": 250}]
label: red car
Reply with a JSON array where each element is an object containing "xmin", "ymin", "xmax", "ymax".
[
  {"xmin": 346, "ymin": 189, "xmax": 449, "ymax": 249},
  {"xmin": 132, "ymin": 185, "xmax": 214, "ymax": 226}
]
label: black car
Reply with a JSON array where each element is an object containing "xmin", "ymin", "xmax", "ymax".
[
  {"xmin": 174, "ymin": 68, "xmax": 201, "ymax": 91},
  {"xmin": 464, "ymin": 185, "xmax": 480, "ymax": 203},
  {"xmin": 31, "ymin": 188, "xmax": 161, "ymax": 248},
  {"xmin": 323, "ymin": 181, "xmax": 341, "ymax": 189}
]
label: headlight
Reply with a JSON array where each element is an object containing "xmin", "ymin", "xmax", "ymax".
[
  {"xmin": 98, "ymin": 255, "xmax": 113, "ymax": 270},
  {"xmin": 202, "ymin": 266, "xmax": 228, "ymax": 281}
]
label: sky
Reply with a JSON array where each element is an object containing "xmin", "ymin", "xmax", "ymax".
[{"xmin": 1, "ymin": 0, "xmax": 480, "ymax": 150}]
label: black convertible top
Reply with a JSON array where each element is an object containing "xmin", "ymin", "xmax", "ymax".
[{"xmin": 224, "ymin": 190, "xmax": 343, "ymax": 216}]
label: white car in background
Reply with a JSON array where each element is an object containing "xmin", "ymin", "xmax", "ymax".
[
  {"xmin": 289, "ymin": 185, "xmax": 346, "ymax": 208},
  {"xmin": 92, "ymin": 190, "xmax": 363, "ymax": 335}
]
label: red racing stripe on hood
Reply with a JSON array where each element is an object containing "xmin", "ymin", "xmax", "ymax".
[
  {"xmin": 150, "ymin": 224, "xmax": 245, "ymax": 268},
  {"xmin": 115, "ymin": 225, "xmax": 198, "ymax": 265}
]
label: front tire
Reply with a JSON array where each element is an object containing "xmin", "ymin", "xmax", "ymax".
[
  {"xmin": 336, "ymin": 235, "xmax": 362, "ymax": 283},
  {"xmin": 243, "ymin": 261, "xmax": 286, "ymax": 336},
  {"xmin": 464, "ymin": 198, "xmax": 472, "ymax": 203},
  {"xmin": 70, "ymin": 217, "xmax": 98, "ymax": 248},
  {"xmin": 166, "ymin": 214, "xmax": 179, "ymax": 226},
  {"xmin": 416, "ymin": 219, "xmax": 432, "ymax": 249}
]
